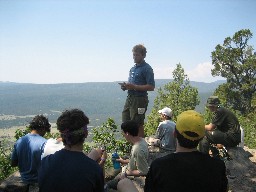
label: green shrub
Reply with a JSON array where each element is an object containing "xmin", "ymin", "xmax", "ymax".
[
  {"xmin": 89, "ymin": 118, "xmax": 131, "ymax": 168},
  {"xmin": 0, "ymin": 138, "xmax": 17, "ymax": 181},
  {"xmin": 238, "ymin": 112, "xmax": 256, "ymax": 148}
]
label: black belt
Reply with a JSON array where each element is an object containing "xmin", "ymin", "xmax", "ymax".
[{"xmin": 127, "ymin": 94, "xmax": 147, "ymax": 97}]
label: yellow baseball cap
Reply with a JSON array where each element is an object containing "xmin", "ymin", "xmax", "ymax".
[{"xmin": 176, "ymin": 110, "xmax": 205, "ymax": 141}]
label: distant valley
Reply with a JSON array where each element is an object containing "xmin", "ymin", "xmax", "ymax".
[{"xmin": 0, "ymin": 79, "xmax": 224, "ymax": 129}]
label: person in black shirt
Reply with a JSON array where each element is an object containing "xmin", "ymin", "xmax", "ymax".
[
  {"xmin": 38, "ymin": 109, "xmax": 104, "ymax": 192},
  {"xmin": 144, "ymin": 110, "xmax": 228, "ymax": 192},
  {"xmin": 199, "ymin": 96, "xmax": 241, "ymax": 154}
]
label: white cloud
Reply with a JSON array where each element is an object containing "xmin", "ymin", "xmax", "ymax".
[
  {"xmin": 153, "ymin": 62, "xmax": 225, "ymax": 83},
  {"xmin": 186, "ymin": 62, "xmax": 225, "ymax": 83},
  {"xmin": 154, "ymin": 66, "xmax": 176, "ymax": 79}
]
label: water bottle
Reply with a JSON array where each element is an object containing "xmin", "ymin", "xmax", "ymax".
[
  {"xmin": 238, "ymin": 126, "xmax": 244, "ymax": 148},
  {"xmin": 112, "ymin": 149, "xmax": 121, "ymax": 169}
]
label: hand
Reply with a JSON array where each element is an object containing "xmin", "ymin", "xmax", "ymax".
[
  {"xmin": 116, "ymin": 157, "xmax": 124, "ymax": 164},
  {"xmin": 121, "ymin": 82, "xmax": 126, "ymax": 91},
  {"xmin": 101, "ymin": 151, "xmax": 107, "ymax": 161},
  {"xmin": 125, "ymin": 83, "xmax": 135, "ymax": 90}
]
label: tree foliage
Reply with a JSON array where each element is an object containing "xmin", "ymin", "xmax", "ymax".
[
  {"xmin": 210, "ymin": 29, "xmax": 256, "ymax": 148},
  {"xmin": 237, "ymin": 111, "xmax": 256, "ymax": 148},
  {"xmin": 144, "ymin": 63, "xmax": 200, "ymax": 136},
  {"xmin": 0, "ymin": 138, "xmax": 17, "ymax": 181},
  {"xmin": 211, "ymin": 29, "xmax": 256, "ymax": 115},
  {"xmin": 90, "ymin": 118, "xmax": 131, "ymax": 155}
]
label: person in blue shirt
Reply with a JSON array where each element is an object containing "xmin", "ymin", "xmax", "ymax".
[
  {"xmin": 121, "ymin": 44, "xmax": 155, "ymax": 137},
  {"xmin": 11, "ymin": 115, "xmax": 51, "ymax": 186}
]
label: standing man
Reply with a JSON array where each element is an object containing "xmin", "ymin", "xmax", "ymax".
[
  {"xmin": 199, "ymin": 96, "xmax": 241, "ymax": 154},
  {"xmin": 121, "ymin": 44, "xmax": 155, "ymax": 137},
  {"xmin": 144, "ymin": 110, "xmax": 228, "ymax": 192}
]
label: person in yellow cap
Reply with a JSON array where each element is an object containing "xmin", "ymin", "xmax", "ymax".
[
  {"xmin": 144, "ymin": 110, "xmax": 228, "ymax": 192},
  {"xmin": 199, "ymin": 96, "xmax": 241, "ymax": 154}
]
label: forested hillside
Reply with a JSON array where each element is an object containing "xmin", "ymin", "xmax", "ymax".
[{"xmin": 0, "ymin": 80, "xmax": 224, "ymax": 128}]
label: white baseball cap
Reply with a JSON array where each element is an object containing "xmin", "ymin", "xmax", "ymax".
[{"xmin": 158, "ymin": 107, "xmax": 173, "ymax": 118}]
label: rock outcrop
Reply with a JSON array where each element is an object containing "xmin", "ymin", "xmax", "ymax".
[{"xmin": 0, "ymin": 146, "xmax": 255, "ymax": 192}]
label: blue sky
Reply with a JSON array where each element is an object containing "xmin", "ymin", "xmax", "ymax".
[{"xmin": 0, "ymin": 0, "xmax": 255, "ymax": 84}]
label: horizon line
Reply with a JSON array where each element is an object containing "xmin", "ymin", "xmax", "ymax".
[{"xmin": 0, "ymin": 79, "xmax": 226, "ymax": 85}]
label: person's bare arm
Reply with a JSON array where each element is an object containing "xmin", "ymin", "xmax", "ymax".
[
  {"xmin": 205, "ymin": 123, "xmax": 216, "ymax": 131},
  {"xmin": 98, "ymin": 151, "xmax": 107, "ymax": 167},
  {"xmin": 125, "ymin": 169, "xmax": 142, "ymax": 177},
  {"xmin": 125, "ymin": 83, "xmax": 154, "ymax": 91},
  {"xmin": 116, "ymin": 157, "xmax": 129, "ymax": 165}
]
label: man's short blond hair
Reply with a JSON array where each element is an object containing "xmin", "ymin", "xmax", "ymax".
[{"xmin": 132, "ymin": 44, "xmax": 147, "ymax": 57}]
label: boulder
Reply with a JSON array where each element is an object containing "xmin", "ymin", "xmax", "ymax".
[
  {"xmin": 0, "ymin": 171, "xmax": 28, "ymax": 192},
  {"xmin": 225, "ymin": 147, "xmax": 256, "ymax": 192}
]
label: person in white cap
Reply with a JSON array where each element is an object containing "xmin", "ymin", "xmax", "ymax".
[{"xmin": 147, "ymin": 107, "xmax": 176, "ymax": 151}]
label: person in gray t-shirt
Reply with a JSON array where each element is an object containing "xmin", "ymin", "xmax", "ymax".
[{"xmin": 147, "ymin": 107, "xmax": 176, "ymax": 151}]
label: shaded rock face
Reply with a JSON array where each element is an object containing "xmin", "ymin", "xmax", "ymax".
[
  {"xmin": 1, "ymin": 147, "xmax": 256, "ymax": 192},
  {"xmin": 225, "ymin": 147, "xmax": 256, "ymax": 192},
  {"xmin": 0, "ymin": 172, "xmax": 28, "ymax": 192}
]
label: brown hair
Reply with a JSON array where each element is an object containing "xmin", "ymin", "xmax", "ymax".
[
  {"xmin": 57, "ymin": 109, "xmax": 89, "ymax": 146},
  {"xmin": 132, "ymin": 44, "xmax": 147, "ymax": 57},
  {"xmin": 29, "ymin": 115, "xmax": 51, "ymax": 132}
]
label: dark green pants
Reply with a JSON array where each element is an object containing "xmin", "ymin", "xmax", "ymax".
[
  {"xmin": 122, "ymin": 95, "xmax": 148, "ymax": 125},
  {"xmin": 199, "ymin": 129, "xmax": 241, "ymax": 154}
]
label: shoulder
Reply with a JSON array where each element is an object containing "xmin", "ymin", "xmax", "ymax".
[
  {"xmin": 150, "ymin": 153, "xmax": 174, "ymax": 167},
  {"xmin": 135, "ymin": 139, "xmax": 148, "ymax": 149},
  {"xmin": 144, "ymin": 63, "xmax": 153, "ymax": 71},
  {"xmin": 16, "ymin": 135, "xmax": 26, "ymax": 143},
  {"xmin": 166, "ymin": 120, "xmax": 176, "ymax": 126},
  {"xmin": 134, "ymin": 140, "xmax": 148, "ymax": 153},
  {"xmin": 158, "ymin": 121, "xmax": 165, "ymax": 126},
  {"xmin": 196, "ymin": 152, "xmax": 226, "ymax": 168},
  {"xmin": 217, "ymin": 107, "xmax": 228, "ymax": 113},
  {"xmin": 144, "ymin": 62, "xmax": 152, "ymax": 68}
]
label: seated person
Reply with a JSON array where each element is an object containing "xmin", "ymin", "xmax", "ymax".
[
  {"xmin": 106, "ymin": 120, "xmax": 149, "ymax": 192},
  {"xmin": 146, "ymin": 107, "xmax": 176, "ymax": 151},
  {"xmin": 41, "ymin": 137, "xmax": 107, "ymax": 169},
  {"xmin": 41, "ymin": 137, "xmax": 64, "ymax": 159},
  {"xmin": 11, "ymin": 115, "xmax": 51, "ymax": 189},
  {"xmin": 38, "ymin": 109, "xmax": 104, "ymax": 192},
  {"xmin": 199, "ymin": 96, "xmax": 241, "ymax": 154},
  {"xmin": 42, "ymin": 137, "xmax": 106, "ymax": 164},
  {"xmin": 144, "ymin": 110, "xmax": 228, "ymax": 192}
]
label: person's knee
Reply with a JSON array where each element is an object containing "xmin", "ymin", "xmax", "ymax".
[{"xmin": 117, "ymin": 178, "xmax": 138, "ymax": 192}]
